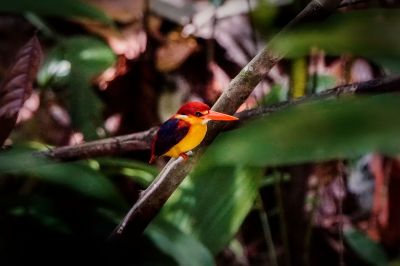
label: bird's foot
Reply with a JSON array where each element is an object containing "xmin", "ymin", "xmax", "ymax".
[{"xmin": 179, "ymin": 152, "xmax": 189, "ymax": 161}]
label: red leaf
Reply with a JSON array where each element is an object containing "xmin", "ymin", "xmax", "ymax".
[{"xmin": 0, "ymin": 35, "xmax": 42, "ymax": 146}]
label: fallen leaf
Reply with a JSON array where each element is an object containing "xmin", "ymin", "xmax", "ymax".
[{"xmin": 0, "ymin": 36, "xmax": 42, "ymax": 146}]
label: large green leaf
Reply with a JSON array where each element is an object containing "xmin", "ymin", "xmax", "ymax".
[
  {"xmin": 271, "ymin": 9, "xmax": 400, "ymax": 69},
  {"xmin": 158, "ymin": 166, "xmax": 262, "ymax": 254},
  {"xmin": 8, "ymin": 195, "xmax": 73, "ymax": 235},
  {"xmin": 38, "ymin": 37, "xmax": 116, "ymax": 139},
  {"xmin": 344, "ymin": 228, "xmax": 388, "ymax": 266},
  {"xmin": 0, "ymin": 147, "xmax": 124, "ymax": 206},
  {"xmin": 1, "ymin": 0, "xmax": 112, "ymax": 25},
  {"xmin": 98, "ymin": 158, "xmax": 158, "ymax": 186},
  {"xmin": 201, "ymin": 94, "xmax": 400, "ymax": 167},
  {"xmin": 147, "ymin": 220, "xmax": 215, "ymax": 266},
  {"xmin": 0, "ymin": 147, "xmax": 212, "ymax": 265},
  {"xmin": 98, "ymin": 206, "xmax": 214, "ymax": 266}
]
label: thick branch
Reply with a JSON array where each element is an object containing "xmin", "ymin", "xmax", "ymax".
[
  {"xmin": 38, "ymin": 74, "xmax": 400, "ymax": 161},
  {"xmin": 109, "ymin": 0, "xmax": 342, "ymax": 241},
  {"xmin": 38, "ymin": 127, "xmax": 157, "ymax": 160}
]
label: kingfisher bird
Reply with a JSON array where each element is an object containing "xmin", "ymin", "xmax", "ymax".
[{"xmin": 149, "ymin": 101, "xmax": 238, "ymax": 163}]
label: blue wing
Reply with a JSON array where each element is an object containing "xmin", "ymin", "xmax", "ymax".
[{"xmin": 152, "ymin": 118, "xmax": 190, "ymax": 157}]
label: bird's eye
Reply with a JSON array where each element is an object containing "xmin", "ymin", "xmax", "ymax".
[{"xmin": 195, "ymin": 111, "xmax": 202, "ymax": 117}]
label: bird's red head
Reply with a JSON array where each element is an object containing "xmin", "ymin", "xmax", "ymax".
[
  {"xmin": 177, "ymin": 102, "xmax": 210, "ymax": 116},
  {"xmin": 176, "ymin": 101, "xmax": 238, "ymax": 121}
]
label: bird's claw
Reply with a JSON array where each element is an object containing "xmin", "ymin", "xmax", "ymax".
[{"xmin": 179, "ymin": 152, "xmax": 190, "ymax": 160}]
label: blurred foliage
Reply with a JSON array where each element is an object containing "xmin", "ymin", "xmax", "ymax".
[
  {"xmin": 309, "ymin": 74, "xmax": 336, "ymax": 93},
  {"xmin": 344, "ymin": 228, "xmax": 388, "ymax": 266},
  {"xmin": 251, "ymin": 0, "xmax": 278, "ymax": 36},
  {"xmin": 203, "ymin": 94, "xmax": 400, "ymax": 167},
  {"xmin": 271, "ymin": 9, "xmax": 400, "ymax": 72},
  {"xmin": 0, "ymin": 145, "xmax": 216, "ymax": 265},
  {"xmin": 0, "ymin": 146, "xmax": 124, "ymax": 206},
  {"xmin": 159, "ymin": 166, "xmax": 262, "ymax": 254},
  {"xmin": 38, "ymin": 37, "xmax": 116, "ymax": 139},
  {"xmin": 0, "ymin": 0, "xmax": 113, "ymax": 25},
  {"xmin": 99, "ymin": 158, "xmax": 158, "ymax": 186},
  {"xmin": 262, "ymin": 84, "xmax": 287, "ymax": 105},
  {"xmin": 147, "ymin": 220, "xmax": 215, "ymax": 266},
  {"xmin": 0, "ymin": 0, "xmax": 399, "ymax": 265}
]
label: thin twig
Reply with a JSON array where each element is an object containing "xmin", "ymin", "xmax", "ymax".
[
  {"xmin": 108, "ymin": 0, "xmax": 343, "ymax": 241},
  {"xmin": 275, "ymin": 174, "xmax": 292, "ymax": 266},
  {"xmin": 257, "ymin": 196, "xmax": 278, "ymax": 266},
  {"xmin": 338, "ymin": 0, "xmax": 369, "ymax": 8},
  {"xmin": 338, "ymin": 162, "xmax": 346, "ymax": 266}
]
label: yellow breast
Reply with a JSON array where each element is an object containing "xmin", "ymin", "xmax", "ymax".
[{"xmin": 164, "ymin": 117, "xmax": 207, "ymax": 158}]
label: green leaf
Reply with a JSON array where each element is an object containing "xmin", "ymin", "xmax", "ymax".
[
  {"xmin": 9, "ymin": 196, "xmax": 72, "ymax": 235},
  {"xmin": 344, "ymin": 228, "xmax": 388, "ymax": 266},
  {"xmin": 271, "ymin": 9, "xmax": 400, "ymax": 62},
  {"xmin": 373, "ymin": 57, "xmax": 400, "ymax": 74},
  {"xmin": 202, "ymin": 94, "xmax": 400, "ymax": 167},
  {"xmin": 308, "ymin": 74, "xmax": 336, "ymax": 94},
  {"xmin": 38, "ymin": 37, "xmax": 116, "ymax": 139},
  {"xmin": 159, "ymin": 165, "xmax": 262, "ymax": 254},
  {"xmin": 252, "ymin": 0, "xmax": 278, "ymax": 36},
  {"xmin": 97, "ymin": 206, "xmax": 214, "ymax": 266},
  {"xmin": 389, "ymin": 259, "xmax": 400, "ymax": 266},
  {"xmin": 98, "ymin": 158, "xmax": 159, "ymax": 186},
  {"xmin": 0, "ymin": 147, "xmax": 124, "ymax": 206},
  {"xmin": 263, "ymin": 84, "xmax": 287, "ymax": 105},
  {"xmin": 147, "ymin": 220, "xmax": 215, "ymax": 266},
  {"xmin": 0, "ymin": 0, "xmax": 113, "ymax": 25}
]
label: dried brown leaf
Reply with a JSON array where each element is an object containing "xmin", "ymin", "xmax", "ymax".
[{"xmin": 0, "ymin": 36, "xmax": 42, "ymax": 146}]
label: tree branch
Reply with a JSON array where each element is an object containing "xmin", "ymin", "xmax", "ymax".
[
  {"xmin": 38, "ymin": 127, "xmax": 157, "ymax": 160},
  {"xmin": 38, "ymin": 74, "xmax": 400, "ymax": 161},
  {"xmin": 108, "ymin": 0, "xmax": 342, "ymax": 241},
  {"xmin": 237, "ymin": 74, "xmax": 400, "ymax": 121}
]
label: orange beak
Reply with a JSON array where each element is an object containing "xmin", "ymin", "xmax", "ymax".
[{"xmin": 203, "ymin": 110, "xmax": 238, "ymax": 121}]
